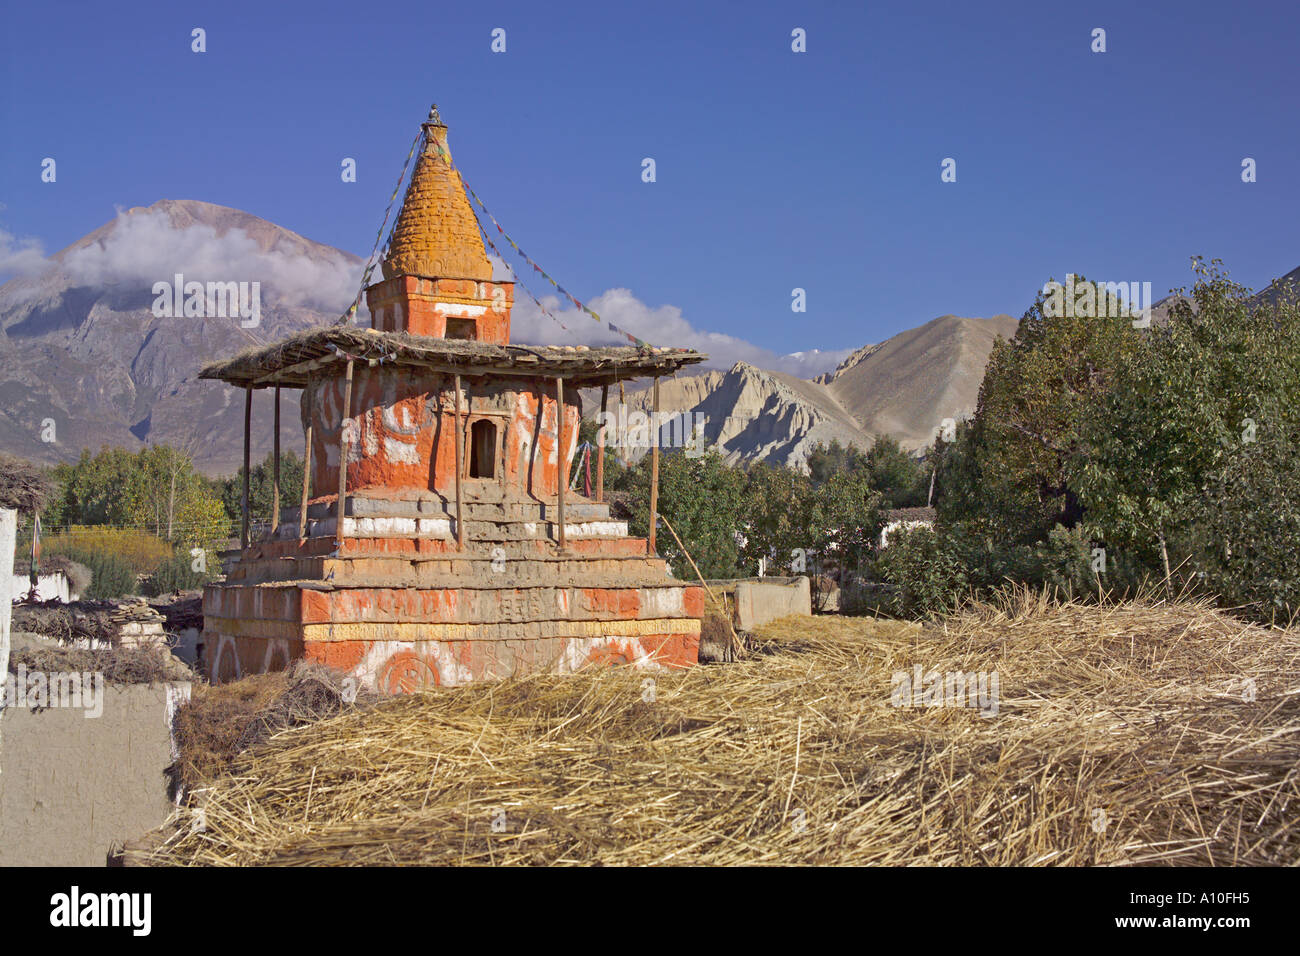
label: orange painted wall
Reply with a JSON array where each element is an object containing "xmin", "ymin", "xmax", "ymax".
[
  {"xmin": 365, "ymin": 276, "xmax": 514, "ymax": 343},
  {"xmin": 304, "ymin": 369, "xmax": 581, "ymax": 499}
]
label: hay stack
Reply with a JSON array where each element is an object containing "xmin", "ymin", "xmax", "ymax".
[
  {"xmin": 146, "ymin": 592, "xmax": 1300, "ymax": 866},
  {"xmin": 8, "ymin": 641, "xmax": 190, "ymax": 686}
]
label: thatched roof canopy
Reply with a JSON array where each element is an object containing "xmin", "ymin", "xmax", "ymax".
[{"xmin": 199, "ymin": 327, "xmax": 706, "ymax": 389}]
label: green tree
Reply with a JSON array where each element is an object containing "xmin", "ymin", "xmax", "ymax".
[
  {"xmin": 1075, "ymin": 259, "xmax": 1300, "ymax": 616},
  {"xmin": 129, "ymin": 443, "xmax": 228, "ymax": 547},
  {"xmin": 52, "ymin": 447, "xmax": 145, "ymax": 527},
  {"xmin": 614, "ymin": 449, "xmax": 746, "ymax": 579},
  {"xmin": 41, "ymin": 444, "xmax": 227, "ymax": 549},
  {"xmin": 866, "ymin": 434, "xmax": 928, "ymax": 508},
  {"xmin": 219, "ymin": 450, "xmax": 305, "ymax": 532},
  {"xmin": 806, "ymin": 439, "xmax": 867, "ymax": 486},
  {"xmin": 941, "ymin": 276, "xmax": 1141, "ymax": 544},
  {"xmin": 738, "ymin": 461, "xmax": 814, "ymax": 575},
  {"xmin": 808, "ymin": 466, "xmax": 883, "ymax": 577}
]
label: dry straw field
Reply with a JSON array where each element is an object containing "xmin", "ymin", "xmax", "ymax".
[{"xmin": 148, "ymin": 591, "xmax": 1300, "ymax": 865}]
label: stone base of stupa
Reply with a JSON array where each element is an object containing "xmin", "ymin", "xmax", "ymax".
[{"xmin": 201, "ymin": 489, "xmax": 703, "ymax": 692}]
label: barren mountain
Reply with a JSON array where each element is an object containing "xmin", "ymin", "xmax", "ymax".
[
  {"xmin": 0, "ymin": 200, "xmax": 363, "ymax": 474},
  {"xmin": 610, "ymin": 314, "xmax": 1020, "ymax": 469},
  {"xmin": 822, "ymin": 314, "xmax": 1020, "ymax": 443},
  {"xmin": 1, "ymin": 200, "xmax": 1022, "ymax": 477}
]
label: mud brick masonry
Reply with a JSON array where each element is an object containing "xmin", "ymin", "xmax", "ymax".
[{"xmin": 199, "ymin": 108, "xmax": 707, "ymax": 692}]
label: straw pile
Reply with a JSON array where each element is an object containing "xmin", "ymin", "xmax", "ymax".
[
  {"xmin": 0, "ymin": 453, "xmax": 53, "ymax": 513},
  {"xmin": 170, "ymin": 661, "xmax": 378, "ymax": 795},
  {"xmin": 147, "ymin": 592, "xmax": 1300, "ymax": 866},
  {"xmin": 12, "ymin": 597, "xmax": 163, "ymax": 646},
  {"xmin": 8, "ymin": 643, "xmax": 189, "ymax": 686}
]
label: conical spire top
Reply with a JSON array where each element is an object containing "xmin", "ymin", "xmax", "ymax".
[{"xmin": 381, "ymin": 109, "xmax": 492, "ymax": 282}]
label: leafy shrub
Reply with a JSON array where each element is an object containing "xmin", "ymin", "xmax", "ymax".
[
  {"xmin": 1187, "ymin": 419, "xmax": 1300, "ymax": 625},
  {"xmin": 142, "ymin": 548, "xmax": 213, "ymax": 597},
  {"xmin": 44, "ymin": 527, "xmax": 173, "ymax": 577},
  {"xmin": 871, "ymin": 525, "xmax": 971, "ymax": 618},
  {"xmin": 56, "ymin": 545, "xmax": 137, "ymax": 600},
  {"xmin": 866, "ymin": 523, "xmax": 1120, "ymax": 619}
]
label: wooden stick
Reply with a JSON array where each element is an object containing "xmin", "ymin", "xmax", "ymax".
[
  {"xmin": 453, "ymin": 374, "xmax": 464, "ymax": 550},
  {"xmin": 299, "ymin": 378, "xmax": 313, "ymax": 540},
  {"xmin": 659, "ymin": 512, "xmax": 743, "ymax": 659},
  {"xmin": 618, "ymin": 381, "xmax": 626, "ymax": 460},
  {"xmin": 335, "ymin": 359, "xmax": 354, "ymax": 552},
  {"xmin": 596, "ymin": 384, "xmax": 608, "ymax": 503},
  {"xmin": 648, "ymin": 377, "xmax": 660, "ymax": 555},
  {"xmin": 240, "ymin": 386, "xmax": 252, "ymax": 549},
  {"xmin": 270, "ymin": 385, "xmax": 281, "ymax": 540},
  {"xmin": 556, "ymin": 376, "xmax": 566, "ymax": 551}
]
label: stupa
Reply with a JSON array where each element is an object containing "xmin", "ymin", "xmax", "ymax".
[{"xmin": 198, "ymin": 107, "xmax": 707, "ymax": 692}]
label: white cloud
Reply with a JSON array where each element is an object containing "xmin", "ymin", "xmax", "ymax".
[
  {"xmin": 4, "ymin": 212, "xmax": 850, "ymax": 379},
  {"xmin": 0, "ymin": 227, "xmax": 49, "ymax": 277},
  {"xmin": 496, "ymin": 254, "xmax": 851, "ymax": 377},
  {"xmin": 9, "ymin": 207, "xmax": 364, "ymax": 314}
]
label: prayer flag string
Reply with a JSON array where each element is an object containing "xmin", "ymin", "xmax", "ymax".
[
  {"xmin": 473, "ymin": 218, "xmax": 576, "ymax": 337},
  {"xmin": 418, "ymin": 136, "xmax": 656, "ymax": 351},
  {"xmin": 338, "ymin": 126, "xmax": 426, "ymax": 325}
]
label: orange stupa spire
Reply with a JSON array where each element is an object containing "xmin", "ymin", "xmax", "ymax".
[{"xmin": 382, "ymin": 106, "xmax": 493, "ymax": 283}]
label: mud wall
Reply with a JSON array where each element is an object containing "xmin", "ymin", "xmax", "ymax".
[
  {"xmin": 304, "ymin": 368, "xmax": 580, "ymax": 500},
  {"xmin": 0, "ymin": 681, "xmax": 189, "ymax": 866}
]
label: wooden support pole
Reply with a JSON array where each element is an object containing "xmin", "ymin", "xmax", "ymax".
[
  {"xmin": 596, "ymin": 384, "xmax": 608, "ymax": 503},
  {"xmin": 240, "ymin": 386, "xmax": 252, "ymax": 549},
  {"xmin": 453, "ymin": 374, "xmax": 464, "ymax": 550},
  {"xmin": 618, "ymin": 381, "xmax": 627, "ymax": 461},
  {"xmin": 648, "ymin": 376, "xmax": 660, "ymax": 555},
  {"xmin": 335, "ymin": 360, "xmax": 354, "ymax": 552},
  {"xmin": 298, "ymin": 378, "xmax": 313, "ymax": 540},
  {"xmin": 270, "ymin": 385, "xmax": 281, "ymax": 540},
  {"xmin": 660, "ymin": 512, "xmax": 743, "ymax": 660},
  {"xmin": 556, "ymin": 376, "xmax": 567, "ymax": 551}
]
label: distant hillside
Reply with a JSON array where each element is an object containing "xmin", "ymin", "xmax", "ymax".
[
  {"xmin": 608, "ymin": 314, "xmax": 1020, "ymax": 469},
  {"xmin": 0, "ymin": 200, "xmax": 363, "ymax": 474},
  {"xmin": 0, "ymin": 198, "xmax": 1061, "ymax": 476}
]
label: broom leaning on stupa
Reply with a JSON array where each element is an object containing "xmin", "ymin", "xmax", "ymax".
[{"xmin": 198, "ymin": 105, "xmax": 708, "ymax": 692}]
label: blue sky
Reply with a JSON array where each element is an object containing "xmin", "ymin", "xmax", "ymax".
[{"xmin": 2, "ymin": 0, "xmax": 1297, "ymax": 360}]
